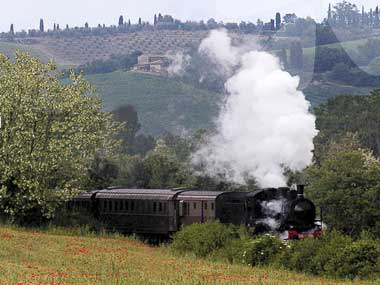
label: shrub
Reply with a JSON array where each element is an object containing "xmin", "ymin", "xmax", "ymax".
[
  {"xmin": 219, "ymin": 234, "xmax": 286, "ymax": 266},
  {"xmin": 171, "ymin": 222, "xmax": 238, "ymax": 257},
  {"xmin": 278, "ymin": 230, "xmax": 380, "ymax": 280},
  {"xmin": 333, "ymin": 238, "xmax": 380, "ymax": 279}
]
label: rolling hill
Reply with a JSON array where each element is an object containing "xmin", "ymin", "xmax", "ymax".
[
  {"xmin": 81, "ymin": 71, "xmax": 222, "ymax": 135},
  {"xmin": 79, "ymin": 70, "xmax": 373, "ymax": 135}
]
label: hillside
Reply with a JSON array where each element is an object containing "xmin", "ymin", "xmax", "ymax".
[
  {"xmin": 0, "ymin": 225, "xmax": 369, "ymax": 285},
  {"xmin": 0, "ymin": 31, "xmax": 265, "ymax": 68},
  {"xmin": 82, "ymin": 71, "xmax": 222, "ymax": 135},
  {"xmin": 80, "ymin": 71, "xmax": 372, "ymax": 135}
]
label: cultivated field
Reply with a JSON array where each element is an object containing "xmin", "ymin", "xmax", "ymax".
[{"xmin": 0, "ymin": 225, "xmax": 373, "ymax": 285}]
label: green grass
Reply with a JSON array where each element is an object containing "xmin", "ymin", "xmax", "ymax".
[
  {"xmin": 0, "ymin": 225, "xmax": 374, "ymax": 284},
  {"xmin": 83, "ymin": 71, "xmax": 222, "ymax": 135}
]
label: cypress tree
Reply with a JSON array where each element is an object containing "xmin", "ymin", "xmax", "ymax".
[
  {"xmin": 154, "ymin": 14, "xmax": 157, "ymax": 25},
  {"xmin": 85, "ymin": 22, "xmax": 89, "ymax": 29},
  {"xmin": 270, "ymin": 19, "xmax": 275, "ymax": 31},
  {"xmin": 53, "ymin": 23, "xmax": 56, "ymax": 31},
  {"xmin": 10, "ymin": 24, "xmax": 14, "ymax": 35},
  {"xmin": 39, "ymin": 19, "xmax": 44, "ymax": 33},
  {"xmin": 57, "ymin": 24, "xmax": 60, "ymax": 30},
  {"xmin": 290, "ymin": 42, "xmax": 303, "ymax": 69},
  {"xmin": 118, "ymin": 15, "xmax": 124, "ymax": 26},
  {"xmin": 138, "ymin": 17, "xmax": 142, "ymax": 25},
  {"xmin": 328, "ymin": 3, "xmax": 332, "ymax": 21},
  {"xmin": 275, "ymin": 13, "xmax": 281, "ymax": 30}
]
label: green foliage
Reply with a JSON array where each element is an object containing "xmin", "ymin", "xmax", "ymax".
[
  {"xmin": 114, "ymin": 138, "xmax": 195, "ymax": 189},
  {"xmin": 171, "ymin": 222, "xmax": 239, "ymax": 258},
  {"xmin": 0, "ymin": 52, "xmax": 121, "ymax": 224},
  {"xmin": 279, "ymin": 231, "xmax": 380, "ymax": 280},
  {"xmin": 62, "ymin": 52, "xmax": 142, "ymax": 77},
  {"xmin": 221, "ymin": 234, "xmax": 286, "ymax": 266},
  {"xmin": 307, "ymin": 149, "xmax": 380, "ymax": 236},
  {"xmin": 314, "ymin": 46, "xmax": 355, "ymax": 73},
  {"xmin": 314, "ymin": 90, "xmax": 380, "ymax": 156},
  {"xmin": 327, "ymin": 63, "xmax": 380, "ymax": 86}
]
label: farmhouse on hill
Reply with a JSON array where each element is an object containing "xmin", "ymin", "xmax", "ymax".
[{"xmin": 132, "ymin": 54, "xmax": 169, "ymax": 76}]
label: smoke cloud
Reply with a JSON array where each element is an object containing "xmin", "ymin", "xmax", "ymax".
[
  {"xmin": 192, "ymin": 29, "xmax": 318, "ymax": 187},
  {"xmin": 166, "ymin": 51, "xmax": 191, "ymax": 77}
]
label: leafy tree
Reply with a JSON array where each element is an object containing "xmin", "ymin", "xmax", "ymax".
[
  {"xmin": 332, "ymin": 1, "xmax": 360, "ymax": 27},
  {"xmin": 0, "ymin": 52, "xmax": 121, "ymax": 224},
  {"xmin": 307, "ymin": 148, "xmax": 380, "ymax": 237},
  {"xmin": 283, "ymin": 13, "xmax": 297, "ymax": 24},
  {"xmin": 314, "ymin": 90, "xmax": 380, "ymax": 155},
  {"xmin": 314, "ymin": 46, "xmax": 355, "ymax": 73},
  {"xmin": 39, "ymin": 19, "xmax": 44, "ymax": 32},
  {"xmin": 143, "ymin": 139, "xmax": 194, "ymax": 188}
]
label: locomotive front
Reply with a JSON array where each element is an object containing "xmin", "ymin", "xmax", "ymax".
[{"xmin": 246, "ymin": 185, "xmax": 322, "ymax": 240}]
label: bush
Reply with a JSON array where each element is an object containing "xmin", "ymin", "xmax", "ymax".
[
  {"xmin": 220, "ymin": 234, "xmax": 286, "ymax": 266},
  {"xmin": 278, "ymin": 231, "xmax": 380, "ymax": 280},
  {"xmin": 171, "ymin": 222, "xmax": 238, "ymax": 257},
  {"xmin": 171, "ymin": 222, "xmax": 285, "ymax": 266}
]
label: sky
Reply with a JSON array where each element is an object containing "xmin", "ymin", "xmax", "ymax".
[{"xmin": 1, "ymin": 0, "xmax": 380, "ymax": 33}]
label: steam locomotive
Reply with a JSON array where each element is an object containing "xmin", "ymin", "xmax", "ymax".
[{"xmin": 70, "ymin": 185, "xmax": 322, "ymax": 240}]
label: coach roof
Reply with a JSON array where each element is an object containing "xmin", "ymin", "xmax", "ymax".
[{"xmin": 95, "ymin": 188, "xmax": 187, "ymax": 200}]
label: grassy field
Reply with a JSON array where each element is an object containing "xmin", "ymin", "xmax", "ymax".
[
  {"xmin": 80, "ymin": 71, "xmax": 222, "ymax": 135},
  {"xmin": 0, "ymin": 225, "xmax": 374, "ymax": 285}
]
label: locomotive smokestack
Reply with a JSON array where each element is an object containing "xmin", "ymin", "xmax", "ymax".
[{"xmin": 297, "ymin": 185, "xmax": 305, "ymax": 197}]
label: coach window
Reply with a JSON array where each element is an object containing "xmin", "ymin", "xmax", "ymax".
[
  {"xmin": 153, "ymin": 202, "xmax": 157, "ymax": 213},
  {"xmin": 109, "ymin": 200, "xmax": 112, "ymax": 212},
  {"xmin": 120, "ymin": 200, "xmax": 124, "ymax": 211},
  {"xmin": 204, "ymin": 202, "xmax": 208, "ymax": 210},
  {"xmin": 131, "ymin": 201, "xmax": 134, "ymax": 212},
  {"xmin": 115, "ymin": 201, "xmax": 118, "ymax": 212},
  {"xmin": 104, "ymin": 200, "xmax": 107, "ymax": 210},
  {"xmin": 125, "ymin": 201, "xmax": 129, "ymax": 212},
  {"xmin": 193, "ymin": 202, "xmax": 196, "ymax": 210},
  {"xmin": 159, "ymin": 202, "xmax": 162, "ymax": 212},
  {"xmin": 211, "ymin": 203, "xmax": 214, "ymax": 211},
  {"xmin": 163, "ymin": 202, "xmax": 167, "ymax": 214}
]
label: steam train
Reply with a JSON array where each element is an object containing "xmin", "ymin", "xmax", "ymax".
[{"xmin": 70, "ymin": 185, "xmax": 322, "ymax": 240}]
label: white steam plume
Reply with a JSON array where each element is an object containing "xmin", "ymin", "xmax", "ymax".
[
  {"xmin": 166, "ymin": 51, "xmax": 191, "ymax": 77},
  {"xmin": 192, "ymin": 30, "xmax": 318, "ymax": 188}
]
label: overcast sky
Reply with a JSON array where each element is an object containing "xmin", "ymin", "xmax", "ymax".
[{"xmin": 1, "ymin": 0, "xmax": 379, "ymax": 33}]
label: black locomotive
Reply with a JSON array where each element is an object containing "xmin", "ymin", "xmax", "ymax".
[{"xmin": 70, "ymin": 185, "xmax": 322, "ymax": 240}]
